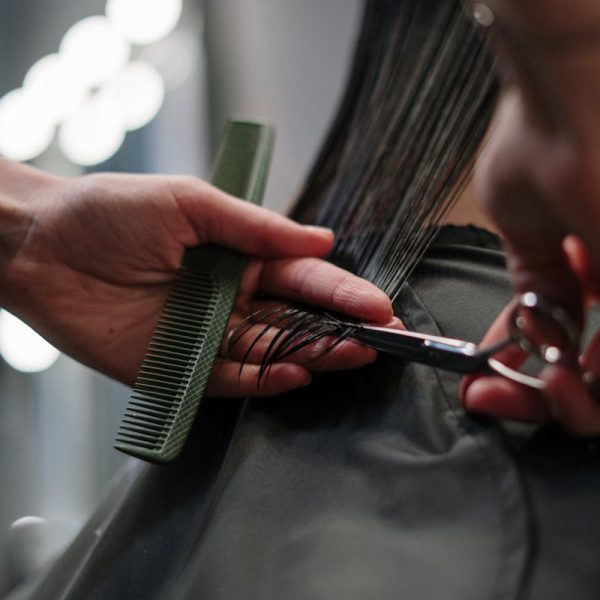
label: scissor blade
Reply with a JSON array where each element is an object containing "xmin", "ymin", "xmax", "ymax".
[{"xmin": 352, "ymin": 325, "xmax": 490, "ymax": 374}]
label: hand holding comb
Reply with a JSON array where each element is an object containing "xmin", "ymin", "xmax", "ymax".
[{"xmin": 114, "ymin": 120, "xmax": 275, "ymax": 463}]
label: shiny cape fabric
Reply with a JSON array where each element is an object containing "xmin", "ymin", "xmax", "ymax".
[{"xmin": 11, "ymin": 226, "xmax": 600, "ymax": 600}]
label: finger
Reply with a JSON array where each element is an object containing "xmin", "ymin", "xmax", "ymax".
[
  {"xmin": 206, "ymin": 359, "xmax": 311, "ymax": 397},
  {"xmin": 460, "ymin": 299, "xmax": 533, "ymax": 409},
  {"xmin": 302, "ymin": 339, "xmax": 377, "ymax": 371},
  {"xmin": 476, "ymin": 92, "xmax": 584, "ymax": 318},
  {"xmin": 463, "ymin": 375, "xmax": 552, "ymax": 422},
  {"xmin": 581, "ymin": 326, "xmax": 600, "ymax": 369},
  {"xmin": 256, "ymin": 258, "xmax": 393, "ymax": 323},
  {"xmin": 223, "ymin": 322, "xmax": 377, "ymax": 370},
  {"xmin": 563, "ymin": 235, "xmax": 600, "ymax": 303},
  {"xmin": 171, "ymin": 178, "xmax": 334, "ymax": 258},
  {"xmin": 578, "ymin": 327, "xmax": 600, "ymax": 404},
  {"xmin": 542, "ymin": 365, "xmax": 600, "ymax": 435},
  {"xmin": 460, "ymin": 300, "xmax": 529, "ymax": 396},
  {"xmin": 238, "ymin": 299, "xmax": 402, "ymax": 330}
]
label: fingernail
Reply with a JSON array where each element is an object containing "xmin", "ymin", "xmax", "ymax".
[
  {"xmin": 387, "ymin": 316, "xmax": 405, "ymax": 329},
  {"xmin": 304, "ymin": 225, "xmax": 334, "ymax": 238},
  {"xmin": 458, "ymin": 375, "xmax": 473, "ymax": 401},
  {"xmin": 302, "ymin": 374, "xmax": 313, "ymax": 387}
]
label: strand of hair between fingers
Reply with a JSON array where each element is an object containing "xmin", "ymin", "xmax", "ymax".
[{"xmin": 241, "ymin": 0, "xmax": 498, "ymax": 372}]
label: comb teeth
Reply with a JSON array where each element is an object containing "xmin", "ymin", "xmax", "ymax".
[
  {"xmin": 114, "ymin": 270, "xmax": 217, "ymax": 453},
  {"xmin": 114, "ymin": 120, "xmax": 275, "ymax": 463}
]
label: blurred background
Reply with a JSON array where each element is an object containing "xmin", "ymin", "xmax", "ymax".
[{"xmin": 0, "ymin": 0, "xmax": 362, "ymax": 589}]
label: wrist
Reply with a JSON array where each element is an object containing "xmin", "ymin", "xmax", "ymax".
[{"xmin": 0, "ymin": 159, "xmax": 59, "ymax": 307}]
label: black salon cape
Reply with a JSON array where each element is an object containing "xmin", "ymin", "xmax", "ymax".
[{"xmin": 11, "ymin": 226, "xmax": 600, "ymax": 600}]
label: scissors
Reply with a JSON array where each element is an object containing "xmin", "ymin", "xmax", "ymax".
[{"xmin": 349, "ymin": 292, "xmax": 581, "ymax": 390}]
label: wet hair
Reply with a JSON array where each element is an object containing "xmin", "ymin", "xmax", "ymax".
[{"xmin": 236, "ymin": 0, "xmax": 499, "ymax": 373}]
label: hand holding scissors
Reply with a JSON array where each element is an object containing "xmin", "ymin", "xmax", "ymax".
[
  {"xmin": 353, "ymin": 292, "xmax": 579, "ymax": 389},
  {"xmin": 351, "ymin": 291, "xmax": 600, "ymax": 434},
  {"xmin": 230, "ymin": 289, "xmax": 599, "ymax": 434},
  {"xmin": 464, "ymin": 1, "xmax": 600, "ymax": 434},
  {"xmin": 460, "ymin": 291, "xmax": 600, "ymax": 435}
]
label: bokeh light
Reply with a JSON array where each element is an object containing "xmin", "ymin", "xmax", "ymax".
[
  {"xmin": 0, "ymin": 311, "xmax": 60, "ymax": 373},
  {"xmin": 59, "ymin": 16, "xmax": 131, "ymax": 89},
  {"xmin": 106, "ymin": 0, "xmax": 183, "ymax": 45},
  {"xmin": 59, "ymin": 94, "xmax": 126, "ymax": 166},
  {"xmin": 24, "ymin": 53, "xmax": 88, "ymax": 124},
  {"xmin": 0, "ymin": 88, "xmax": 55, "ymax": 161},
  {"xmin": 3, "ymin": 4, "xmax": 180, "ymax": 166},
  {"xmin": 103, "ymin": 61, "xmax": 165, "ymax": 131}
]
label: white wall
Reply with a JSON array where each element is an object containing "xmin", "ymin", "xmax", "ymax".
[{"xmin": 203, "ymin": 0, "xmax": 363, "ymax": 212}]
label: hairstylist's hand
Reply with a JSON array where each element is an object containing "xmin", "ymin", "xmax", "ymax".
[
  {"xmin": 0, "ymin": 160, "xmax": 392, "ymax": 396},
  {"xmin": 461, "ymin": 0, "xmax": 600, "ymax": 434},
  {"xmin": 461, "ymin": 264, "xmax": 600, "ymax": 435}
]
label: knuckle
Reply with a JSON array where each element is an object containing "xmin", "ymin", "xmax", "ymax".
[
  {"xmin": 286, "ymin": 258, "xmax": 319, "ymax": 294},
  {"xmin": 330, "ymin": 275, "xmax": 356, "ymax": 307},
  {"xmin": 174, "ymin": 175, "xmax": 205, "ymax": 194}
]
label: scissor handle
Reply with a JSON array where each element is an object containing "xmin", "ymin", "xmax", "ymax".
[{"xmin": 352, "ymin": 291, "xmax": 580, "ymax": 386}]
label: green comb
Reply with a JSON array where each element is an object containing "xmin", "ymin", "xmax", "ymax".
[{"xmin": 114, "ymin": 120, "xmax": 275, "ymax": 463}]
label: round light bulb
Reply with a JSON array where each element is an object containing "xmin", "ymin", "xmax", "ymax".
[
  {"xmin": 103, "ymin": 60, "xmax": 165, "ymax": 130},
  {"xmin": 59, "ymin": 94, "xmax": 126, "ymax": 166},
  {"xmin": 106, "ymin": 0, "xmax": 183, "ymax": 45},
  {"xmin": 0, "ymin": 88, "xmax": 55, "ymax": 161},
  {"xmin": 0, "ymin": 311, "xmax": 60, "ymax": 373},
  {"xmin": 60, "ymin": 16, "xmax": 131, "ymax": 89},
  {"xmin": 24, "ymin": 53, "xmax": 88, "ymax": 124}
]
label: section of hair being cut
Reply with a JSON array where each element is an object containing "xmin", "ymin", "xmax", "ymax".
[{"xmin": 237, "ymin": 0, "xmax": 500, "ymax": 371}]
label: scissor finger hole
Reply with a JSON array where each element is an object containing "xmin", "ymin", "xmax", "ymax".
[
  {"xmin": 487, "ymin": 357, "xmax": 547, "ymax": 390},
  {"xmin": 510, "ymin": 292, "xmax": 580, "ymax": 365}
]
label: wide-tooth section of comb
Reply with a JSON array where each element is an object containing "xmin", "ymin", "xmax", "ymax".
[{"xmin": 114, "ymin": 120, "xmax": 274, "ymax": 463}]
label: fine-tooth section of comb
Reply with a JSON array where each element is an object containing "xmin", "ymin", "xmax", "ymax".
[{"xmin": 114, "ymin": 120, "xmax": 275, "ymax": 463}]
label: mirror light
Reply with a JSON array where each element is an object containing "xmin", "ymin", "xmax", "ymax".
[
  {"xmin": 24, "ymin": 54, "xmax": 87, "ymax": 124},
  {"xmin": 103, "ymin": 61, "xmax": 165, "ymax": 131},
  {"xmin": 0, "ymin": 5, "xmax": 176, "ymax": 165},
  {"xmin": 0, "ymin": 89, "xmax": 55, "ymax": 161},
  {"xmin": 59, "ymin": 94, "xmax": 126, "ymax": 166},
  {"xmin": 106, "ymin": 0, "xmax": 183, "ymax": 45},
  {"xmin": 60, "ymin": 16, "xmax": 131, "ymax": 89},
  {"xmin": 0, "ymin": 311, "xmax": 60, "ymax": 373}
]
